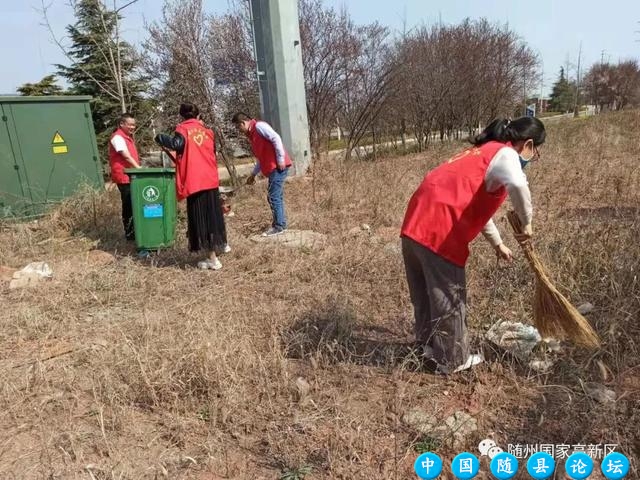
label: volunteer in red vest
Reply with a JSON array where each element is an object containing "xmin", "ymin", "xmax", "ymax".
[
  {"xmin": 109, "ymin": 113, "xmax": 141, "ymax": 241},
  {"xmin": 401, "ymin": 117, "xmax": 546, "ymax": 374},
  {"xmin": 155, "ymin": 103, "xmax": 229, "ymax": 270},
  {"xmin": 232, "ymin": 112, "xmax": 293, "ymax": 237}
]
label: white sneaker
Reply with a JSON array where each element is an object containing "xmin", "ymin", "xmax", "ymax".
[
  {"xmin": 453, "ymin": 354, "xmax": 484, "ymax": 373},
  {"xmin": 223, "ymin": 244, "xmax": 232, "ymax": 254},
  {"xmin": 197, "ymin": 258, "xmax": 222, "ymax": 270},
  {"xmin": 427, "ymin": 353, "xmax": 484, "ymax": 375}
]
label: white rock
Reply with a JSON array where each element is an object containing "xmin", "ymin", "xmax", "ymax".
[
  {"xmin": 583, "ymin": 382, "xmax": 616, "ymax": 404},
  {"xmin": 529, "ymin": 359, "xmax": 555, "ymax": 372},
  {"xmin": 577, "ymin": 303, "xmax": 595, "ymax": 315},
  {"xmin": 249, "ymin": 230, "xmax": 327, "ymax": 251},
  {"xmin": 402, "ymin": 409, "xmax": 477, "ymax": 447}
]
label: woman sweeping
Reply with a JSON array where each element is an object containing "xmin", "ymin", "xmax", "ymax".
[
  {"xmin": 155, "ymin": 103, "xmax": 229, "ymax": 270},
  {"xmin": 401, "ymin": 117, "xmax": 545, "ymax": 374}
]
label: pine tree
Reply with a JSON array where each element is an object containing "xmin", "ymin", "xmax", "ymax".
[
  {"xmin": 17, "ymin": 75, "xmax": 65, "ymax": 96},
  {"xmin": 549, "ymin": 67, "xmax": 575, "ymax": 113},
  {"xmin": 56, "ymin": 0, "xmax": 154, "ymax": 159}
]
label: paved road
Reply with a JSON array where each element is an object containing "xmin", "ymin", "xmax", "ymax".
[{"xmin": 153, "ymin": 112, "xmax": 585, "ymax": 182}]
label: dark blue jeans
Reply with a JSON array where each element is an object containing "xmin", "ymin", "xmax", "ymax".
[{"xmin": 268, "ymin": 167, "xmax": 288, "ymax": 230}]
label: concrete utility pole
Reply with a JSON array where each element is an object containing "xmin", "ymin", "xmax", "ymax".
[
  {"xmin": 573, "ymin": 42, "xmax": 582, "ymax": 118},
  {"xmin": 249, "ymin": 0, "xmax": 312, "ymax": 176}
]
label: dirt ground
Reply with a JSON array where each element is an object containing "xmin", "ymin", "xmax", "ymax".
[{"xmin": 0, "ymin": 111, "xmax": 638, "ymax": 479}]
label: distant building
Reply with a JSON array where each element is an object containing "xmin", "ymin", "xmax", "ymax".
[{"xmin": 527, "ymin": 97, "xmax": 550, "ymax": 115}]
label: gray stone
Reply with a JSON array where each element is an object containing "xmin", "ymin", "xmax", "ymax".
[
  {"xmin": 529, "ymin": 359, "xmax": 555, "ymax": 372},
  {"xmin": 348, "ymin": 226, "xmax": 363, "ymax": 237},
  {"xmin": 249, "ymin": 230, "xmax": 327, "ymax": 250},
  {"xmin": 402, "ymin": 409, "xmax": 477, "ymax": 447},
  {"xmin": 443, "ymin": 411, "xmax": 478, "ymax": 446},
  {"xmin": 583, "ymin": 382, "xmax": 616, "ymax": 404},
  {"xmin": 542, "ymin": 338, "xmax": 563, "ymax": 353},
  {"xmin": 402, "ymin": 408, "xmax": 438, "ymax": 434},
  {"xmin": 384, "ymin": 242, "xmax": 401, "ymax": 255},
  {"xmin": 577, "ymin": 302, "xmax": 595, "ymax": 315}
]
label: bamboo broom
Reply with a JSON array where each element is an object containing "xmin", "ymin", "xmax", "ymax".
[{"xmin": 507, "ymin": 210, "xmax": 600, "ymax": 348}]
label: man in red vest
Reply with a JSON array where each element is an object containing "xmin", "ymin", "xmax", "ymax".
[
  {"xmin": 232, "ymin": 113, "xmax": 293, "ymax": 236},
  {"xmin": 108, "ymin": 113, "xmax": 141, "ymax": 241},
  {"xmin": 401, "ymin": 117, "xmax": 545, "ymax": 375}
]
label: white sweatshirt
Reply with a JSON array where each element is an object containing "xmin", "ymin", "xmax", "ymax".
[
  {"xmin": 110, "ymin": 134, "xmax": 129, "ymax": 154},
  {"xmin": 481, "ymin": 147, "xmax": 532, "ymax": 247}
]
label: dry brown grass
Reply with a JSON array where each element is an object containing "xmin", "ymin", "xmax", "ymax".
[
  {"xmin": 506, "ymin": 209, "xmax": 601, "ymax": 347},
  {"xmin": 0, "ymin": 111, "xmax": 638, "ymax": 479}
]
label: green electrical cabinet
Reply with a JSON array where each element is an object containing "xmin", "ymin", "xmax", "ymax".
[{"xmin": 0, "ymin": 96, "xmax": 103, "ymax": 218}]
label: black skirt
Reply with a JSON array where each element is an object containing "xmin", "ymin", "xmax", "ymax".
[{"xmin": 186, "ymin": 188, "xmax": 227, "ymax": 253}]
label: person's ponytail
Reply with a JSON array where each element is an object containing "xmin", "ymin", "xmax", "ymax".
[{"xmin": 470, "ymin": 117, "xmax": 546, "ymax": 147}]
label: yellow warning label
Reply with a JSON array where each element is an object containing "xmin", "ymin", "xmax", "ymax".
[
  {"xmin": 53, "ymin": 145, "xmax": 68, "ymax": 154},
  {"xmin": 52, "ymin": 132, "xmax": 65, "ymax": 144}
]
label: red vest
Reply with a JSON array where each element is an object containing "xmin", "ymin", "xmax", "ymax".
[
  {"xmin": 174, "ymin": 119, "xmax": 219, "ymax": 201},
  {"xmin": 108, "ymin": 129, "xmax": 139, "ymax": 184},
  {"xmin": 248, "ymin": 119, "xmax": 292, "ymax": 176},
  {"xmin": 401, "ymin": 141, "xmax": 510, "ymax": 267}
]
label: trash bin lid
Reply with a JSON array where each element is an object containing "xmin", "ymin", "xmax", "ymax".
[{"xmin": 125, "ymin": 167, "xmax": 176, "ymax": 174}]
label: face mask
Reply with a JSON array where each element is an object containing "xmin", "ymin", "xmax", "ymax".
[{"xmin": 519, "ymin": 142, "xmax": 535, "ymax": 169}]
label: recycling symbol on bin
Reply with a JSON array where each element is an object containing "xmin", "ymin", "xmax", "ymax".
[{"xmin": 142, "ymin": 186, "xmax": 160, "ymax": 202}]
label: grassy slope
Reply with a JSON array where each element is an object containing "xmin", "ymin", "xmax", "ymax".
[{"xmin": 0, "ymin": 111, "xmax": 638, "ymax": 479}]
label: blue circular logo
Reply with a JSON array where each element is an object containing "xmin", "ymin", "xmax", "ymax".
[
  {"xmin": 451, "ymin": 452, "xmax": 480, "ymax": 479},
  {"xmin": 564, "ymin": 452, "xmax": 594, "ymax": 479},
  {"xmin": 601, "ymin": 452, "xmax": 630, "ymax": 479},
  {"xmin": 414, "ymin": 452, "xmax": 443, "ymax": 479},
  {"xmin": 490, "ymin": 452, "xmax": 519, "ymax": 479},
  {"xmin": 526, "ymin": 452, "xmax": 555, "ymax": 479}
]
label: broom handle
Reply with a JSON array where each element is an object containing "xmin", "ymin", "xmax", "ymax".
[
  {"xmin": 506, "ymin": 210, "xmax": 538, "ymax": 268},
  {"xmin": 160, "ymin": 146, "xmax": 177, "ymax": 164}
]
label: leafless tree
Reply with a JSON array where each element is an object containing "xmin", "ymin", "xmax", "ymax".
[
  {"xmin": 298, "ymin": 0, "xmax": 350, "ymax": 158},
  {"xmin": 392, "ymin": 19, "xmax": 539, "ymax": 148},
  {"xmin": 584, "ymin": 60, "xmax": 640, "ymax": 111},
  {"xmin": 144, "ymin": 0, "xmax": 259, "ymax": 184}
]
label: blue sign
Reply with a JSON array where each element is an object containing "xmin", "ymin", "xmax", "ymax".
[
  {"xmin": 525, "ymin": 103, "xmax": 536, "ymax": 117},
  {"xmin": 601, "ymin": 452, "xmax": 630, "ymax": 479},
  {"xmin": 564, "ymin": 452, "xmax": 594, "ymax": 479},
  {"xmin": 451, "ymin": 452, "xmax": 480, "ymax": 479},
  {"xmin": 414, "ymin": 452, "xmax": 443, "ymax": 479},
  {"xmin": 490, "ymin": 452, "xmax": 519, "ymax": 479},
  {"xmin": 143, "ymin": 203, "xmax": 164, "ymax": 218},
  {"xmin": 527, "ymin": 452, "xmax": 555, "ymax": 479}
]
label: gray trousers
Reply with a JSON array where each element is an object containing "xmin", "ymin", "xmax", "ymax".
[{"xmin": 402, "ymin": 236, "xmax": 469, "ymax": 369}]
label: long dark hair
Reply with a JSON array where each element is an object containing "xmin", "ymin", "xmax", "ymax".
[{"xmin": 471, "ymin": 117, "xmax": 546, "ymax": 147}]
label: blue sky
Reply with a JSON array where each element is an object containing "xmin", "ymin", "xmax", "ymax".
[{"xmin": 1, "ymin": 0, "xmax": 639, "ymax": 95}]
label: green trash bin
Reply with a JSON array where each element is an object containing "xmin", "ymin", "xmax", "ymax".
[{"xmin": 125, "ymin": 168, "xmax": 177, "ymax": 250}]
